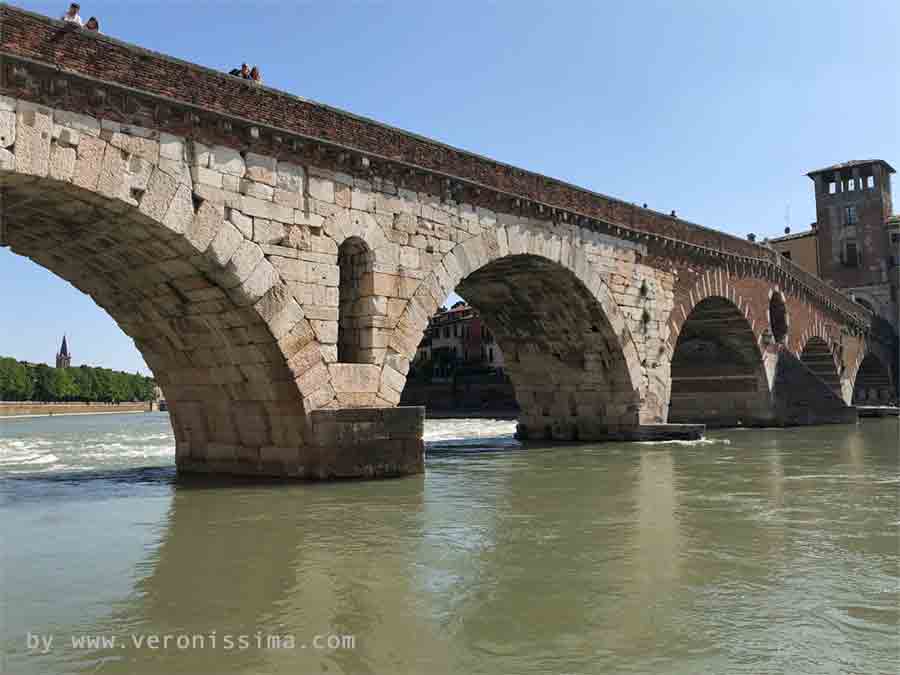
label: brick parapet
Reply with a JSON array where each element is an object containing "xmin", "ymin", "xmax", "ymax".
[{"xmin": 0, "ymin": 3, "xmax": 870, "ymax": 329}]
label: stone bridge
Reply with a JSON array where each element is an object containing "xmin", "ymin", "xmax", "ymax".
[{"xmin": 0, "ymin": 5, "xmax": 892, "ymax": 479}]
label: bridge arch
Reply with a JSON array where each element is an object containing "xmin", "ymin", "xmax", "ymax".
[
  {"xmin": 380, "ymin": 225, "xmax": 647, "ymax": 439},
  {"xmin": 668, "ymin": 295, "xmax": 770, "ymax": 427},
  {"xmin": 852, "ymin": 352, "xmax": 894, "ymax": 404},
  {"xmin": 798, "ymin": 336, "xmax": 841, "ymax": 396},
  {"xmin": 0, "ymin": 107, "xmax": 319, "ymax": 471}
]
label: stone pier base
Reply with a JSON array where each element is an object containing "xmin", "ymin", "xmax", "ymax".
[
  {"xmin": 177, "ymin": 406, "xmax": 425, "ymax": 480},
  {"xmin": 516, "ymin": 422, "xmax": 705, "ymax": 442}
]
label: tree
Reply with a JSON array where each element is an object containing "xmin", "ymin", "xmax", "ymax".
[{"xmin": 0, "ymin": 356, "xmax": 155, "ymax": 403}]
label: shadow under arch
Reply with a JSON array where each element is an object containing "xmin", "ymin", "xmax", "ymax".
[
  {"xmin": 388, "ymin": 224, "xmax": 646, "ymax": 440},
  {"xmin": 852, "ymin": 352, "xmax": 894, "ymax": 404},
  {"xmin": 458, "ymin": 254, "xmax": 641, "ymax": 439},
  {"xmin": 668, "ymin": 296, "xmax": 769, "ymax": 427},
  {"xmin": 1, "ymin": 168, "xmax": 308, "ymax": 468},
  {"xmin": 799, "ymin": 336, "xmax": 841, "ymax": 396}
]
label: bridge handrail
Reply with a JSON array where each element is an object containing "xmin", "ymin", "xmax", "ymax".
[{"xmin": 0, "ymin": 3, "xmax": 871, "ymax": 330}]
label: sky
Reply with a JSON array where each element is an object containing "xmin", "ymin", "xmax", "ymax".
[{"xmin": 2, "ymin": 0, "xmax": 898, "ymax": 374}]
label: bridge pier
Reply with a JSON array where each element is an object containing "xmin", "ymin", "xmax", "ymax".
[
  {"xmin": 516, "ymin": 421, "xmax": 705, "ymax": 442},
  {"xmin": 176, "ymin": 406, "xmax": 425, "ymax": 479}
]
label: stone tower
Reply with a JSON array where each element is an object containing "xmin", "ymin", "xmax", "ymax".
[
  {"xmin": 806, "ymin": 160, "xmax": 897, "ymax": 331},
  {"xmin": 56, "ymin": 335, "xmax": 71, "ymax": 369}
]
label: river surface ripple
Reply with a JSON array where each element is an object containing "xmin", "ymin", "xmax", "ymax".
[{"xmin": 1, "ymin": 412, "xmax": 898, "ymax": 674}]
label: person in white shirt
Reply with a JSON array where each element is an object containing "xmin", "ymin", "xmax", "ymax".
[{"xmin": 61, "ymin": 3, "xmax": 83, "ymax": 27}]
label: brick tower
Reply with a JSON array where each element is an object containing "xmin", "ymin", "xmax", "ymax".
[{"xmin": 806, "ymin": 160, "xmax": 897, "ymax": 331}]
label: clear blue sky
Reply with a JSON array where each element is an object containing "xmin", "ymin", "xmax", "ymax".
[{"xmin": 2, "ymin": 0, "xmax": 898, "ymax": 374}]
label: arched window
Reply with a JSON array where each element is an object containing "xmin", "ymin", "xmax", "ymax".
[{"xmin": 337, "ymin": 237, "xmax": 375, "ymax": 363}]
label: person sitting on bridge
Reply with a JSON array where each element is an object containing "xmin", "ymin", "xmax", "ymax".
[
  {"xmin": 84, "ymin": 16, "xmax": 100, "ymax": 32},
  {"xmin": 229, "ymin": 63, "xmax": 251, "ymax": 79},
  {"xmin": 250, "ymin": 66, "xmax": 262, "ymax": 85},
  {"xmin": 61, "ymin": 3, "xmax": 82, "ymax": 26}
]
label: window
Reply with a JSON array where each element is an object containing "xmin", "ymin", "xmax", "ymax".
[
  {"xmin": 828, "ymin": 181, "xmax": 837, "ymax": 194},
  {"xmin": 847, "ymin": 179, "xmax": 856, "ymax": 192},
  {"xmin": 867, "ymin": 175, "xmax": 876, "ymax": 189},
  {"xmin": 844, "ymin": 241, "xmax": 859, "ymax": 267},
  {"xmin": 845, "ymin": 206, "xmax": 858, "ymax": 225},
  {"xmin": 781, "ymin": 250, "xmax": 792, "ymax": 260}
]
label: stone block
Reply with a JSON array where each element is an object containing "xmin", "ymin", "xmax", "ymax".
[
  {"xmin": 158, "ymin": 157, "xmax": 192, "ymax": 185},
  {"xmin": 191, "ymin": 166, "xmax": 223, "ymax": 188},
  {"xmin": 48, "ymin": 145, "xmax": 76, "ymax": 182},
  {"xmin": 97, "ymin": 143, "xmax": 128, "ymax": 200},
  {"xmin": 255, "ymin": 285, "xmax": 305, "ymax": 341},
  {"xmin": 15, "ymin": 107, "xmax": 52, "ymax": 177},
  {"xmin": 240, "ymin": 194, "xmax": 294, "ymax": 223},
  {"xmin": 303, "ymin": 305, "xmax": 339, "ymax": 321},
  {"xmin": 108, "ymin": 132, "xmax": 159, "ymax": 163},
  {"xmin": 161, "ymin": 184, "xmax": 194, "ymax": 235},
  {"xmin": 276, "ymin": 161, "xmax": 304, "ymax": 191},
  {"xmin": 230, "ymin": 258, "xmax": 279, "ymax": 305},
  {"xmin": 210, "ymin": 145, "xmax": 245, "ymax": 176},
  {"xmin": 139, "ymin": 168, "xmax": 179, "ymax": 222},
  {"xmin": 329, "ymin": 363, "xmax": 381, "ymax": 393},
  {"xmin": 308, "ymin": 175, "xmax": 335, "ymax": 203},
  {"xmin": 241, "ymin": 178, "xmax": 274, "ymax": 200},
  {"xmin": 185, "ymin": 200, "xmax": 223, "ymax": 252},
  {"xmin": 245, "ymin": 152, "xmax": 277, "ymax": 185},
  {"xmin": 224, "ymin": 239, "xmax": 264, "ymax": 287},
  {"xmin": 384, "ymin": 349, "xmax": 410, "ymax": 377},
  {"xmin": 381, "ymin": 364, "xmax": 406, "ymax": 393},
  {"xmin": 399, "ymin": 246, "xmax": 420, "ymax": 269},
  {"xmin": 228, "ymin": 208, "xmax": 253, "ymax": 238},
  {"xmin": 253, "ymin": 218, "xmax": 285, "ymax": 244},
  {"xmin": 0, "ymin": 110, "xmax": 14, "ymax": 148},
  {"xmin": 304, "ymin": 383, "xmax": 336, "ymax": 412},
  {"xmin": 53, "ymin": 109, "xmax": 101, "ymax": 136},
  {"xmin": 0, "ymin": 147, "xmax": 14, "ymax": 171},
  {"xmin": 296, "ymin": 361, "xmax": 330, "ymax": 396},
  {"xmin": 311, "ymin": 319, "xmax": 338, "ymax": 344},
  {"xmin": 273, "ymin": 189, "xmax": 302, "ymax": 209},
  {"xmin": 159, "ymin": 133, "xmax": 184, "ymax": 161}
]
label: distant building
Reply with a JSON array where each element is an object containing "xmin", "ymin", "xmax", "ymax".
[
  {"xmin": 413, "ymin": 302, "xmax": 504, "ymax": 379},
  {"xmin": 55, "ymin": 335, "xmax": 71, "ymax": 369},
  {"xmin": 770, "ymin": 159, "xmax": 898, "ymax": 333}
]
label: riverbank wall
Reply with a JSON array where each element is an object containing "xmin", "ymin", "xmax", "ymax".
[
  {"xmin": 401, "ymin": 376, "xmax": 518, "ymax": 413},
  {"xmin": 0, "ymin": 401, "xmax": 156, "ymax": 417}
]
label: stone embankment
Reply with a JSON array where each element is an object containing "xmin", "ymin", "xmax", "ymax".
[{"xmin": 0, "ymin": 401, "xmax": 156, "ymax": 417}]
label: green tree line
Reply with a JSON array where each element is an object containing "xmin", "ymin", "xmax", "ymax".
[{"xmin": 0, "ymin": 357, "xmax": 156, "ymax": 403}]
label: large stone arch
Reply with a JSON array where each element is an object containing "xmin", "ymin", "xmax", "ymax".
[
  {"xmin": 378, "ymin": 224, "xmax": 648, "ymax": 439},
  {"xmin": 0, "ymin": 101, "xmax": 344, "ymax": 475},
  {"xmin": 667, "ymin": 294, "xmax": 770, "ymax": 427}
]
